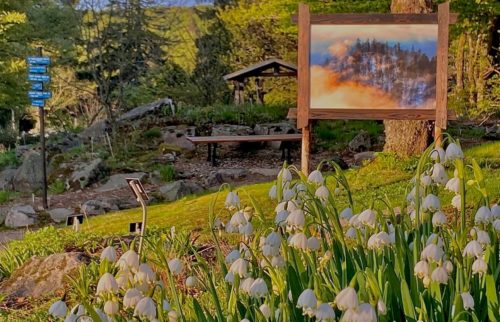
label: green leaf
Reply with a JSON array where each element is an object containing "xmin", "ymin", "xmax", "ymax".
[
  {"xmin": 486, "ymin": 274, "xmax": 500, "ymax": 322},
  {"xmin": 401, "ymin": 279, "xmax": 417, "ymax": 321}
]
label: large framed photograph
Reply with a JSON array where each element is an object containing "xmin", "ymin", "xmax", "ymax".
[{"xmin": 310, "ymin": 24, "xmax": 438, "ymax": 110}]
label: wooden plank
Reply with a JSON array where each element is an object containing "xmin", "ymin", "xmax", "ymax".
[
  {"xmin": 187, "ymin": 134, "xmax": 303, "ymax": 144},
  {"xmin": 301, "ymin": 126, "xmax": 311, "ymax": 175},
  {"xmin": 297, "ymin": 3, "xmax": 310, "ymax": 129},
  {"xmin": 435, "ymin": 2, "xmax": 450, "ymax": 130},
  {"xmin": 291, "ymin": 13, "xmax": 458, "ymax": 24},
  {"xmin": 287, "ymin": 108, "xmax": 457, "ymax": 121}
]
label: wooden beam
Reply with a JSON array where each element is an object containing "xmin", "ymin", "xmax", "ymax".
[
  {"xmin": 287, "ymin": 108, "xmax": 458, "ymax": 121},
  {"xmin": 291, "ymin": 13, "xmax": 458, "ymax": 24},
  {"xmin": 435, "ymin": 2, "xmax": 450, "ymax": 133},
  {"xmin": 297, "ymin": 3, "xmax": 310, "ymax": 129},
  {"xmin": 256, "ymin": 72, "xmax": 297, "ymax": 77},
  {"xmin": 301, "ymin": 126, "xmax": 310, "ymax": 176}
]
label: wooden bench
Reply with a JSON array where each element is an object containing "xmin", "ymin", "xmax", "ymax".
[{"xmin": 187, "ymin": 134, "xmax": 302, "ymax": 166}]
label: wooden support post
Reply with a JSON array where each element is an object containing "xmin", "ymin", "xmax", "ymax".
[
  {"xmin": 435, "ymin": 2, "xmax": 450, "ymax": 146},
  {"xmin": 301, "ymin": 125, "xmax": 311, "ymax": 175}
]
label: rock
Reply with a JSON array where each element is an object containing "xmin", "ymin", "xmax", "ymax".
[
  {"xmin": 69, "ymin": 158, "xmax": 107, "ymax": 189},
  {"xmin": 48, "ymin": 208, "xmax": 75, "ymax": 223},
  {"xmin": 354, "ymin": 151, "xmax": 376, "ymax": 164},
  {"xmin": 97, "ymin": 172, "xmax": 147, "ymax": 192},
  {"xmin": 100, "ymin": 196, "xmax": 139, "ymax": 210},
  {"xmin": 211, "ymin": 124, "xmax": 253, "ymax": 136},
  {"xmin": 78, "ymin": 120, "xmax": 110, "ymax": 140},
  {"xmin": 4, "ymin": 205, "xmax": 37, "ymax": 228},
  {"xmin": 81, "ymin": 199, "xmax": 119, "ymax": 216},
  {"xmin": 12, "ymin": 151, "xmax": 44, "ymax": 192},
  {"xmin": 0, "ymin": 252, "xmax": 89, "ymax": 298},
  {"xmin": 0, "ymin": 168, "xmax": 16, "ymax": 190},
  {"xmin": 158, "ymin": 180, "xmax": 203, "ymax": 202},
  {"xmin": 46, "ymin": 132, "xmax": 81, "ymax": 156},
  {"xmin": 249, "ymin": 168, "xmax": 280, "ymax": 177},
  {"xmin": 254, "ymin": 122, "xmax": 297, "ymax": 149},
  {"xmin": 0, "ymin": 206, "xmax": 8, "ymax": 225},
  {"xmin": 348, "ymin": 130, "xmax": 372, "ymax": 152},
  {"xmin": 205, "ymin": 168, "xmax": 249, "ymax": 186},
  {"xmin": 162, "ymin": 126, "xmax": 196, "ymax": 152},
  {"xmin": 484, "ymin": 125, "xmax": 499, "ymax": 140},
  {"xmin": 15, "ymin": 145, "xmax": 32, "ymax": 159},
  {"xmin": 117, "ymin": 98, "xmax": 172, "ymax": 123}
]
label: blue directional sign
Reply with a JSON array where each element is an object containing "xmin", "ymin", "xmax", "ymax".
[
  {"xmin": 31, "ymin": 99, "xmax": 45, "ymax": 107},
  {"xmin": 28, "ymin": 74, "xmax": 50, "ymax": 83},
  {"xmin": 28, "ymin": 91, "xmax": 51, "ymax": 99},
  {"xmin": 28, "ymin": 66, "xmax": 47, "ymax": 74},
  {"xmin": 31, "ymin": 82, "xmax": 43, "ymax": 91},
  {"xmin": 27, "ymin": 57, "xmax": 50, "ymax": 65}
]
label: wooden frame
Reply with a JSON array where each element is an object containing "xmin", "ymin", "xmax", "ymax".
[{"xmin": 295, "ymin": 3, "xmax": 455, "ymax": 174}]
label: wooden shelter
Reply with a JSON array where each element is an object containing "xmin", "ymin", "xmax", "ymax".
[{"xmin": 224, "ymin": 58, "xmax": 297, "ymax": 105}]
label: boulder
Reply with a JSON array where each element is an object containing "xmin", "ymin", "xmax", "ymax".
[
  {"xmin": 97, "ymin": 172, "xmax": 147, "ymax": 192},
  {"xmin": 484, "ymin": 125, "xmax": 499, "ymax": 140},
  {"xmin": 205, "ymin": 168, "xmax": 249, "ymax": 186},
  {"xmin": 48, "ymin": 208, "xmax": 75, "ymax": 223},
  {"xmin": 117, "ymin": 98, "xmax": 172, "ymax": 123},
  {"xmin": 348, "ymin": 130, "xmax": 372, "ymax": 152},
  {"xmin": 69, "ymin": 158, "xmax": 107, "ymax": 189},
  {"xmin": 354, "ymin": 151, "xmax": 376, "ymax": 164},
  {"xmin": 249, "ymin": 168, "xmax": 279, "ymax": 178},
  {"xmin": 81, "ymin": 199, "xmax": 119, "ymax": 216},
  {"xmin": 254, "ymin": 123, "xmax": 297, "ymax": 149},
  {"xmin": 162, "ymin": 126, "xmax": 196, "ymax": 152},
  {"xmin": 158, "ymin": 180, "xmax": 203, "ymax": 202},
  {"xmin": 13, "ymin": 151, "xmax": 44, "ymax": 192},
  {"xmin": 211, "ymin": 124, "xmax": 253, "ymax": 136},
  {"xmin": 46, "ymin": 132, "xmax": 81, "ymax": 156},
  {"xmin": 78, "ymin": 120, "xmax": 110, "ymax": 140},
  {"xmin": 0, "ymin": 168, "xmax": 16, "ymax": 190},
  {"xmin": 5, "ymin": 205, "xmax": 37, "ymax": 228},
  {"xmin": 14, "ymin": 145, "xmax": 32, "ymax": 159},
  {"xmin": 0, "ymin": 206, "xmax": 8, "ymax": 225},
  {"xmin": 100, "ymin": 196, "xmax": 139, "ymax": 210},
  {"xmin": 0, "ymin": 252, "xmax": 89, "ymax": 298}
]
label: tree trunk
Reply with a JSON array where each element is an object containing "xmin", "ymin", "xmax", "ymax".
[{"xmin": 384, "ymin": 0, "xmax": 433, "ymax": 157}]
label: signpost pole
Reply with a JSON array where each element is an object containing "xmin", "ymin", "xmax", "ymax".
[{"xmin": 37, "ymin": 47, "xmax": 48, "ymax": 210}]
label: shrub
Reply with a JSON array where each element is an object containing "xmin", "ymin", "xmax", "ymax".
[
  {"xmin": 144, "ymin": 127, "xmax": 162, "ymax": 139},
  {"xmin": 0, "ymin": 190, "xmax": 11, "ymax": 204},
  {"xmin": 49, "ymin": 179, "xmax": 66, "ymax": 194},
  {"xmin": 0, "ymin": 150, "xmax": 19, "ymax": 170},
  {"xmin": 158, "ymin": 164, "xmax": 175, "ymax": 182}
]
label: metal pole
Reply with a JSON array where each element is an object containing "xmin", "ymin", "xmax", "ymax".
[
  {"xmin": 37, "ymin": 47, "xmax": 48, "ymax": 210},
  {"xmin": 129, "ymin": 183, "xmax": 147, "ymax": 257}
]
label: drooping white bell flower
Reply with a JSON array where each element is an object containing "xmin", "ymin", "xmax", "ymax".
[
  {"xmin": 444, "ymin": 260, "xmax": 454, "ymax": 273},
  {"xmin": 423, "ymin": 275, "xmax": 431, "ymax": 288},
  {"xmin": 275, "ymin": 210, "xmax": 289, "ymax": 227},
  {"xmin": 96, "ymin": 273, "xmax": 119, "ymax": 294},
  {"xmin": 340, "ymin": 208, "xmax": 353, "ymax": 220},
  {"xmin": 445, "ymin": 143, "xmax": 464, "ymax": 161},
  {"xmin": 431, "ymin": 163, "xmax": 448, "ymax": 185},
  {"xmin": 308, "ymin": 170, "xmax": 324, "ymax": 185},
  {"xmin": 426, "ymin": 233, "xmax": 444, "ymax": 248},
  {"xmin": 475, "ymin": 206, "xmax": 492, "ymax": 224},
  {"xmin": 229, "ymin": 258, "xmax": 248, "ymax": 278},
  {"xmin": 315, "ymin": 303, "xmax": 335, "ymax": 321},
  {"xmin": 168, "ymin": 310, "xmax": 179, "ymax": 322},
  {"xmin": 358, "ymin": 209, "xmax": 376, "ymax": 228},
  {"xmin": 117, "ymin": 250, "xmax": 140, "ymax": 272},
  {"xmin": 472, "ymin": 257, "xmax": 488, "ymax": 275},
  {"xmin": 432, "ymin": 211, "xmax": 447, "ymax": 227},
  {"xmin": 240, "ymin": 277, "xmax": 255, "ymax": 294},
  {"xmin": 420, "ymin": 243, "xmax": 444, "ymax": 262},
  {"xmin": 268, "ymin": 185, "xmax": 277, "ymax": 200},
  {"xmin": 123, "ymin": 288, "xmax": 143, "ymax": 309},
  {"xmin": 134, "ymin": 297, "xmax": 157, "ymax": 320},
  {"xmin": 491, "ymin": 204, "xmax": 500, "ymax": 219},
  {"xmin": 349, "ymin": 214, "xmax": 361, "ymax": 228},
  {"xmin": 275, "ymin": 202, "xmax": 287, "ymax": 213},
  {"xmin": 135, "ymin": 263, "xmax": 156, "ymax": 285},
  {"xmin": 271, "ymin": 255, "xmax": 285, "ymax": 268},
  {"xmin": 283, "ymin": 188, "xmax": 295, "ymax": 201},
  {"xmin": 94, "ymin": 308, "xmax": 109, "ymax": 322},
  {"xmin": 262, "ymin": 244, "xmax": 280, "ymax": 257},
  {"xmin": 296, "ymin": 183, "xmax": 307, "ymax": 193},
  {"xmin": 356, "ymin": 303, "xmax": 377, "ymax": 322},
  {"xmin": 230, "ymin": 211, "xmax": 247, "ymax": 227},
  {"xmin": 377, "ymin": 299, "xmax": 387, "ymax": 315},
  {"xmin": 104, "ymin": 300, "xmax": 119, "ymax": 316},
  {"xmin": 445, "ymin": 177, "xmax": 460, "ymax": 194},
  {"xmin": 289, "ymin": 232, "xmax": 308, "ymax": 250},
  {"xmin": 431, "ymin": 266, "xmax": 448, "ymax": 284},
  {"xmin": 461, "ymin": 292, "xmax": 474, "ymax": 310},
  {"xmin": 414, "ymin": 260, "xmax": 429, "ymax": 279},
  {"xmin": 345, "ymin": 227, "xmax": 357, "ymax": 239},
  {"xmin": 430, "ymin": 147, "xmax": 446, "ymax": 163},
  {"xmin": 224, "ymin": 272, "xmax": 235, "ymax": 284},
  {"xmin": 493, "ymin": 219, "xmax": 500, "ymax": 232},
  {"xmin": 240, "ymin": 319, "xmax": 250, "ymax": 322},
  {"xmin": 168, "ymin": 258, "xmax": 183, "ymax": 275},
  {"xmin": 225, "ymin": 191, "xmax": 240, "ymax": 209},
  {"xmin": 116, "ymin": 268, "xmax": 134, "ymax": 289},
  {"xmin": 239, "ymin": 222, "xmax": 253, "ymax": 236},
  {"xmin": 286, "ymin": 209, "xmax": 305, "ymax": 230},
  {"xmin": 49, "ymin": 300, "xmax": 67, "ymax": 318},
  {"xmin": 249, "ymin": 278, "xmax": 268, "ymax": 298},
  {"xmin": 476, "ymin": 229, "xmax": 491, "ymax": 245},
  {"xmin": 342, "ymin": 308, "xmax": 359, "ymax": 322},
  {"xmin": 422, "ymin": 194, "xmax": 441, "ymax": 212},
  {"xmin": 259, "ymin": 304, "xmax": 271, "ymax": 319},
  {"xmin": 407, "ymin": 186, "xmax": 424, "ymax": 202},
  {"xmin": 100, "ymin": 246, "xmax": 117, "ymax": 263},
  {"xmin": 279, "ymin": 168, "xmax": 292, "ymax": 183},
  {"xmin": 265, "ymin": 231, "xmax": 281, "ymax": 248},
  {"xmin": 307, "ymin": 236, "xmax": 320, "ymax": 251},
  {"xmin": 451, "ymin": 194, "xmax": 462, "ymax": 210},
  {"xmin": 367, "ymin": 231, "xmax": 391, "ymax": 250},
  {"xmin": 162, "ymin": 299, "xmax": 171, "ymax": 311},
  {"xmin": 335, "ymin": 287, "xmax": 358, "ymax": 311},
  {"xmin": 225, "ymin": 250, "xmax": 241, "ymax": 264},
  {"xmin": 297, "ymin": 289, "xmax": 317, "ymax": 317},
  {"xmin": 315, "ymin": 186, "xmax": 330, "ymax": 200},
  {"xmin": 463, "ymin": 240, "xmax": 483, "ymax": 258},
  {"xmin": 420, "ymin": 174, "xmax": 432, "ymax": 187},
  {"xmin": 185, "ymin": 276, "xmax": 198, "ymax": 288}
]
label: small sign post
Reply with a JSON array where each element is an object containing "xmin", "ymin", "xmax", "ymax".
[
  {"xmin": 126, "ymin": 178, "xmax": 149, "ymax": 256},
  {"xmin": 27, "ymin": 47, "xmax": 51, "ymax": 209}
]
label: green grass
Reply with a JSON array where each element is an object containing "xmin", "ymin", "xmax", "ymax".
[
  {"xmin": 313, "ymin": 120, "xmax": 384, "ymax": 151},
  {"xmin": 0, "ymin": 150, "xmax": 19, "ymax": 171}
]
